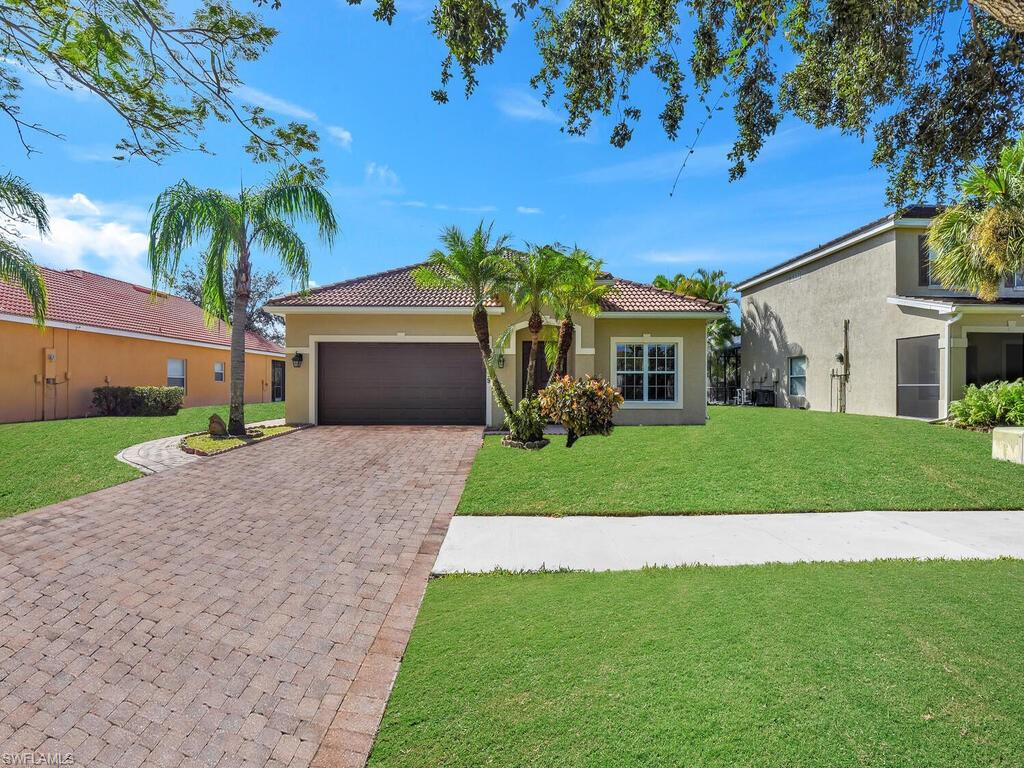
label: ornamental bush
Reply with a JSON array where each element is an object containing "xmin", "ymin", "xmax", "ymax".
[
  {"xmin": 92, "ymin": 386, "xmax": 185, "ymax": 417},
  {"xmin": 947, "ymin": 380, "xmax": 1024, "ymax": 429},
  {"xmin": 539, "ymin": 375, "xmax": 624, "ymax": 447},
  {"xmin": 504, "ymin": 395, "xmax": 546, "ymax": 444}
]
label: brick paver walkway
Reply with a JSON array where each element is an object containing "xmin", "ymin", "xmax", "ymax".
[
  {"xmin": 0, "ymin": 426, "xmax": 480, "ymax": 768},
  {"xmin": 117, "ymin": 419, "xmax": 288, "ymax": 475}
]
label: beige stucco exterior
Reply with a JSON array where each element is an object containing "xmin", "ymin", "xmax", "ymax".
[
  {"xmin": 280, "ymin": 308, "xmax": 712, "ymax": 428},
  {"xmin": 0, "ymin": 318, "xmax": 284, "ymax": 423},
  {"xmin": 739, "ymin": 218, "xmax": 1024, "ymax": 419}
]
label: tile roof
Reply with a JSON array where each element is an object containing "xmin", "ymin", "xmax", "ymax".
[
  {"xmin": 268, "ymin": 263, "xmax": 502, "ymax": 308},
  {"xmin": 0, "ymin": 266, "xmax": 284, "ymax": 355},
  {"xmin": 598, "ymin": 278, "xmax": 723, "ymax": 313},
  {"xmin": 267, "ymin": 263, "xmax": 723, "ymax": 313}
]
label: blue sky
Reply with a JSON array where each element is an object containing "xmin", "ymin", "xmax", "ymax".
[{"xmin": 6, "ymin": 1, "xmax": 896, "ymax": 296}]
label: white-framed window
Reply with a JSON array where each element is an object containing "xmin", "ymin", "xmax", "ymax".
[
  {"xmin": 788, "ymin": 355, "xmax": 807, "ymax": 397},
  {"xmin": 167, "ymin": 358, "xmax": 186, "ymax": 390},
  {"xmin": 1006, "ymin": 271, "xmax": 1024, "ymax": 290},
  {"xmin": 612, "ymin": 338, "xmax": 682, "ymax": 407},
  {"xmin": 214, "ymin": 361, "xmax": 225, "ymax": 382}
]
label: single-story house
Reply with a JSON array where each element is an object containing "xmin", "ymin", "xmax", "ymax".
[
  {"xmin": 0, "ymin": 267, "xmax": 286, "ymax": 423},
  {"xmin": 736, "ymin": 205, "xmax": 1024, "ymax": 420},
  {"xmin": 264, "ymin": 263, "xmax": 724, "ymax": 428}
]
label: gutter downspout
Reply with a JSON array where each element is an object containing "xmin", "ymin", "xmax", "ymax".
[{"xmin": 942, "ymin": 312, "xmax": 962, "ymax": 420}]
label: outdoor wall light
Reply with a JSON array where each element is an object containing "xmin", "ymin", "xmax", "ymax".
[
  {"xmin": 496, "ymin": 353, "xmax": 505, "ymax": 369},
  {"xmin": 291, "ymin": 352, "xmax": 304, "ymax": 368}
]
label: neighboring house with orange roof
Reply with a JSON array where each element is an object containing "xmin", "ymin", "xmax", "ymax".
[
  {"xmin": 0, "ymin": 267, "xmax": 286, "ymax": 423},
  {"xmin": 265, "ymin": 263, "xmax": 724, "ymax": 428}
]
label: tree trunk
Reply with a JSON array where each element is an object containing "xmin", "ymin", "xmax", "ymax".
[
  {"xmin": 472, "ymin": 304, "xmax": 513, "ymax": 417},
  {"xmin": 550, "ymin": 315, "xmax": 574, "ymax": 383},
  {"xmin": 228, "ymin": 249, "xmax": 251, "ymax": 436},
  {"xmin": 525, "ymin": 311, "xmax": 543, "ymax": 396},
  {"xmin": 971, "ymin": 0, "xmax": 1024, "ymax": 33}
]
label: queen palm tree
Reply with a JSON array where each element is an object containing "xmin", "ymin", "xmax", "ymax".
[
  {"xmin": 149, "ymin": 172, "xmax": 337, "ymax": 435},
  {"xmin": 547, "ymin": 248, "xmax": 609, "ymax": 384},
  {"xmin": 0, "ymin": 173, "xmax": 48, "ymax": 325},
  {"xmin": 412, "ymin": 222, "xmax": 515, "ymax": 417},
  {"xmin": 929, "ymin": 135, "xmax": 1024, "ymax": 300},
  {"xmin": 505, "ymin": 244, "xmax": 567, "ymax": 395}
]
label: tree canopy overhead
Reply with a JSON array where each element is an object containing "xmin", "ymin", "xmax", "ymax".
[
  {"xmin": 0, "ymin": 0, "xmax": 322, "ymax": 180},
  {"xmin": 347, "ymin": 0, "xmax": 1024, "ymax": 205}
]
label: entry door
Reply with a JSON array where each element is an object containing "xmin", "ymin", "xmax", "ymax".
[
  {"xmin": 1005, "ymin": 339, "xmax": 1024, "ymax": 380},
  {"xmin": 896, "ymin": 335, "xmax": 940, "ymax": 419},
  {"xmin": 271, "ymin": 360, "xmax": 285, "ymax": 402},
  {"xmin": 521, "ymin": 340, "xmax": 551, "ymax": 396}
]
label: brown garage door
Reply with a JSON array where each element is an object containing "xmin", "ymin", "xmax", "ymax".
[{"xmin": 317, "ymin": 342, "xmax": 486, "ymax": 425}]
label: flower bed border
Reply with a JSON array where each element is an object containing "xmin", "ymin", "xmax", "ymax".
[{"xmin": 179, "ymin": 423, "xmax": 309, "ymax": 457}]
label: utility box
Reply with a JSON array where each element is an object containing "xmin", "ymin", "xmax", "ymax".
[
  {"xmin": 43, "ymin": 347, "xmax": 57, "ymax": 383},
  {"xmin": 992, "ymin": 427, "xmax": 1024, "ymax": 464}
]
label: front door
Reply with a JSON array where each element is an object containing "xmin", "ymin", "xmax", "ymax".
[
  {"xmin": 271, "ymin": 360, "xmax": 285, "ymax": 402},
  {"xmin": 521, "ymin": 340, "xmax": 551, "ymax": 397}
]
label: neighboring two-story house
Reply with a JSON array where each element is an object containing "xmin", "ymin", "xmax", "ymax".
[{"xmin": 737, "ymin": 206, "xmax": 1024, "ymax": 420}]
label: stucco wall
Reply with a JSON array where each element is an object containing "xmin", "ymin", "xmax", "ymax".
[
  {"xmin": 0, "ymin": 319, "xmax": 281, "ymax": 423},
  {"xmin": 594, "ymin": 317, "xmax": 708, "ymax": 425},
  {"xmin": 740, "ymin": 228, "xmax": 947, "ymax": 417},
  {"xmin": 281, "ymin": 309, "xmax": 707, "ymax": 427}
]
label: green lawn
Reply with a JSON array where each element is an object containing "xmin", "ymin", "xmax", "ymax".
[
  {"xmin": 0, "ymin": 401, "xmax": 285, "ymax": 518},
  {"xmin": 370, "ymin": 559, "xmax": 1024, "ymax": 768},
  {"xmin": 458, "ymin": 406, "xmax": 1024, "ymax": 515}
]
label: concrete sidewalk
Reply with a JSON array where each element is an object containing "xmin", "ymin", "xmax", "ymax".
[{"xmin": 434, "ymin": 510, "xmax": 1024, "ymax": 573}]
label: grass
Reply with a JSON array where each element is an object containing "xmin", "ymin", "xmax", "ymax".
[
  {"xmin": 458, "ymin": 406, "xmax": 1024, "ymax": 515},
  {"xmin": 0, "ymin": 401, "xmax": 285, "ymax": 518},
  {"xmin": 369, "ymin": 559, "xmax": 1024, "ymax": 768},
  {"xmin": 182, "ymin": 425, "xmax": 296, "ymax": 455}
]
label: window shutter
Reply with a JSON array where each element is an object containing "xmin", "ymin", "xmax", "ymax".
[{"xmin": 918, "ymin": 235, "xmax": 930, "ymax": 287}]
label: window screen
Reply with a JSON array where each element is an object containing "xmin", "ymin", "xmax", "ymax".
[{"xmin": 167, "ymin": 358, "xmax": 186, "ymax": 390}]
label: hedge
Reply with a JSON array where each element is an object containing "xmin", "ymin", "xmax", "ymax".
[{"xmin": 92, "ymin": 386, "xmax": 185, "ymax": 417}]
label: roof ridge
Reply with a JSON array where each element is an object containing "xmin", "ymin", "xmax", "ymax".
[
  {"xmin": 612, "ymin": 276, "xmax": 722, "ymax": 310},
  {"xmin": 267, "ymin": 261, "xmax": 430, "ymax": 304}
]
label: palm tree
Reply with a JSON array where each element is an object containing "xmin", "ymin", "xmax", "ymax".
[
  {"xmin": 654, "ymin": 268, "xmax": 738, "ymax": 350},
  {"xmin": 0, "ymin": 173, "xmax": 48, "ymax": 325},
  {"xmin": 929, "ymin": 135, "xmax": 1024, "ymax": 300},
  {"xmin": 412, "ymin": 223, "xmax": 515, "ymax": 417},
  {"xmin": 505, "ymin": 244, "xmax": 567, "ymax": 395},
  {"xmin": 149, "ymin": 172, "xmax": 337, "ymax": 435},
  {"xmin": 547, "ymin": 248, "xmax": 609, "ymax": 384}
]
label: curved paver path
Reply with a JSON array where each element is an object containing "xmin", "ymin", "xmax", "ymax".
[
  {"xmin": 117, "ymin": 419, "xmax": 287, "ymax": 475},
  {"xmin": 0, "ymin": 425, "xmax": 480, "ymax": 768}
]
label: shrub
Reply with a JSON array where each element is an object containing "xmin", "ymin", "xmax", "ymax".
[
  {"xmin": 505, "ymin": 396, "xmax": 546, "ymax": 444},
  {"xmin": 92, "ymin": 386, "xmax": 185, "ymax": 417},
  {"xmin": 947, "ymin": 380, "xmax": 1024, "ymax": 429},
  {"xmin": 539, "ymin": 375, "xmax": 624, "ymax": 447}
]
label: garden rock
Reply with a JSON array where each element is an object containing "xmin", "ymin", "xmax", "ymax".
[{"xmin": 208, "ymin": 414, "xmax": 228, "ymax": 436}]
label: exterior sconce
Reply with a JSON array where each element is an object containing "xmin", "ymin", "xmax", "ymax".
[
  {"xmin": 291, "ymin": 352, "xmax": 304, "ymax": 368},
  {"xmin": 496, "ymin": 352, "xmax": 505, "ymax": 369}
]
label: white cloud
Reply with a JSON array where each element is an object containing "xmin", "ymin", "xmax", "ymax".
[
  {"xmin": 364, "ymin": 162, "xmax": 401, "ymax": 191},
  {"xmin": 19, "ymin": 193, "xmax": 151, "ymax": 284},
  {"xmin": 234, "ymin": 85, "xmax": 318, "ymax": 121},
  {"xmin": 326, "ymin": 125, "xmax": 353, "ymax": 150},
  {"xmin": 516, "ymin": 206, "xmax": 542, "ymax": 215},
  {"xmin": 235, "ymin": 86, "xmax": 355, "ymax": 150},
  {"xmin": 401, "ymin": 200, "xmax": 428, "ymax": 208},
  {"xmin": 495, "ymin": 88, "xmax": 560, "ymax": 124}
]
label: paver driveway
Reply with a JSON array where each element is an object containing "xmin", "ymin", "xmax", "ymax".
[{"xmin": 0, "ymin": 426, "xmax": 480, "ymax": 768}]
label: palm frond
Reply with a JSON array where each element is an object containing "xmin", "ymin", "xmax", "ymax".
[
  {"xmin": 254, "ymin": 178, "xmax": 338, "ymax": 246},
  {"xmin": 0, "ymin": 173, "xmax": 49, "ymax": 236},
  {"xmin": 149, "ymin": 181, "xmax": 240, "ymax": 292},
  {"xmin": 0, "ymin": 239, "xmax": 47, "ymax": 325}
]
